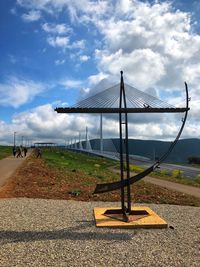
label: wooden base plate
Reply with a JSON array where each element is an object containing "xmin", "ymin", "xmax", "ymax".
[{"xmin": 93, "ymin": 207, "xmax": 168, "ymax": 229}]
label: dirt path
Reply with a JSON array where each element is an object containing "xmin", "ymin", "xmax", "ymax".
[
  {"xmin": 109, "ymin": 167, "xmax": 200, "ymax": 198},
  {"xmin": 143, "ymin": 176, "xmax": 200, "ymax": 198},
  {"xmin": 0, "ymin": 154, "xmax": 30, "ymax": 187}
]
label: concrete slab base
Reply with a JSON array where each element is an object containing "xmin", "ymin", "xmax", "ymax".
[{"xmin": 93, "ymin": 206, "xmax": 168, "ymax": 229}]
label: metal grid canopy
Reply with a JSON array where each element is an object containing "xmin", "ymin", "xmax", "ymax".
[{"xmin": 55, "ymin": 71, "xmax": 189, "ymax": 222}]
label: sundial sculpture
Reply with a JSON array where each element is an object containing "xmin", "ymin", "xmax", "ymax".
[{"xmin": 55, "ymin": 71, "xmax": 189, "ymax": 227}]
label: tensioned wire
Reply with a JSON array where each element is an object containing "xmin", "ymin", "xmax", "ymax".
[
  {"xmin": 125, "ymin": 84, "xmax": 174, "ymax": 108},
  {"xmin": 73, "ymin": 83, "xmax": 175, "ymax": 109},
  {"xmin": 74, "ymin": 84, "xmax": 119, "ymax": 108}
]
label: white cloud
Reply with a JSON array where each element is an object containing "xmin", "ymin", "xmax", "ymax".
[
  {"xmin": 0, "ymin": 103, "xmax": 197, "ymax": 145},
  {"xmin": 82, "ymin": 0, "xmax": 200, "ymax": 130},
  {"xmin": 17, "ymin": 0, "xmax": 110, "ymax": 20},
  {"xmin": 0, "ymin": 76, "xmax": 45, "ymax": 108},
  {"xmin": 42, "ymin": 23, "xmax": 72, "ymax": 35},
  {"xmin": 95, "ymin": 48, "xmax": 166, "ymax": 89},
  {"xmin": 21, "ymin": 10, "xmax": 42, "ymax": 22},
  {"xmin": 47, "ymin": 36, "xmax": 70, "ymax": 48},
  {"xmin": 59, "ymin": 79, "xmax": 83, "ymax": 89},
  {"xmin": 88, "ymin": 72, "xmax": 109, "ymax": 86},
  {"xmin": 80, "ymin": 55, "xmax": 90, "ymax": 62},
  {"xmin": 55, "ymin": 59, "xmax": 65, "ymax": 65},
  {"xmin": 47, "ymin": 36, "xmax": 85, "ymax": 51},
  {"xmin": 9, "ymin": 104, "xmax": 96, "ymax": 142},
  {"xmin": 70, "ymin": 40, "xmax": 86, "ymax": 49},
  {"xmin": 92, "ymin": 1, "xmax": 198, "ymax": 89},
  {"xmin": 10, "ymin": 0, "xmax": 200, "ymax": 140}
]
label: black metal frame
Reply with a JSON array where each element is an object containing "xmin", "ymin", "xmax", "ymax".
[
  {"xmin": 119, "ymin": 71, "xmax": 131, "ymax": 220},
  {"xmin": 55, "ymin": 107, "xmax": 187, "ymax": 113},
  {"xmin": 55, "ymin": 71, "xmax": 190, "ymax": 222}
]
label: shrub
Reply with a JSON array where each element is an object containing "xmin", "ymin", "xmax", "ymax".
[
  {"xmin": 129, "ymin": 164, "xmax": 144, "ymax": 173},
  {"xmin": 188, "ymin": 156, "xmax": 200, "ymax": 164},
  {"xmin": 194, "ymin": 174, "xmax": 200, "ymax": 184},
  {"xmin": 172, "ymin": 169, "xmax": 184, "ymax": 179}
]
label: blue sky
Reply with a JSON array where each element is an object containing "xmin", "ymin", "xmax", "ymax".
[{"xmin": 0, "ymin": 0, "xmax": 200, "ymax": 145}]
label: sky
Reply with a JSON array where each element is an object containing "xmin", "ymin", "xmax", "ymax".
[{"xmin": 0, "ymin": 0, "xmax": 200, "ymax": 146}]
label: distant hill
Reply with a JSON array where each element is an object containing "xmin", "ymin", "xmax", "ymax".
[{"xmin": 88, "ymin": 138, "xmax": 200, "ymax": 164}]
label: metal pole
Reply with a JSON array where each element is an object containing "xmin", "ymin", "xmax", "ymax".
[
  {"xmin": 119, "ymin": 71, "xmax": 125, "ymax": 215},
  {"xmin": 14, "ymin": 132, "xmax": 16, "ymax": 147},
  {"xmin": 86, "ymin": 126, "xmax": 88, "ymax": 150},
  {"xmin": 100, "ymin": 113, "xmax": 103, "ymax": 153},
  {"xmin": 79, "ymin": 132, "xmax": 81, "ymax": 150},
  {"xmin": 121, "ymin": 72, "xmax": 131, "ymax": 213},
  {"xmin": 124, "ymin": 111, "xmax": 131, "ymax": 212},
  {"xmin": 21, "ymin": 136, "xmax": 24, "ymax": 147}
]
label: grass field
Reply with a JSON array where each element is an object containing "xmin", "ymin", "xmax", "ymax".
[
  {"xmin": 40, "ymin": 149, "xmax": 200, "ymax": 206},
  {"xmin": 151, "ymin": 169, "xmax": 200, "ymax": 187},
  {"xmin": 0, "ymin": 146, "xmax": 12, "ymax": 160},
  {"xmin": 129, "ymin": 163, "xmax": 200, "ymax": 187},
  {"xmin": 43, "ymin": 149, "xmax": 120, "ymax": 182},
  {"xmin": 0, "ymin": 148, "xmax": 199, "ymax": 206}
]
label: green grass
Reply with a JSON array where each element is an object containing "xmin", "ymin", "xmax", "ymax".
[
  {"xmin": 0, "ymin": 146, "xmax": 12, "ymax": 160},
  {"xmin": 43, "ymin": 149, "xmax": 119, "ymax": 182},
  {"xmin": 42, "ymin": 149, "xmax": 200, "ymax": 188},
  {"xmin": 26, "ymin": 148, "xmax": 200, "ymax": 206},
  {"xmin": 129, "ymin": 164, "xmax": 144, "ymax": 173},
  {"xmin": 150, "ymin": 168, "xmax": 200, "ymax": 187},
  {"xmin": 127, "ymin": 163, "xmax": 200, "ymax": 187}
]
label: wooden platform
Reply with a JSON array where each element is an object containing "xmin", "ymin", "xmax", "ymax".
[{"xmin": 93, "ymin": 207, "xmax": 168, "ymax": 229}]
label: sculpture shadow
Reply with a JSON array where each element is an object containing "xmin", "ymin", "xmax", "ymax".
[{"xmin": 0, "ymin": 220, "xmax": 132, "ymax": 244}]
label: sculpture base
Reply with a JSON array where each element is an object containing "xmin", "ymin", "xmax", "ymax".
[{"xmin": 93, "ymin": 207, "xmax": 167, "ymax": 229}]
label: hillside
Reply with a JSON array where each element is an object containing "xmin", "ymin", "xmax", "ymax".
[{"xmin": 88, "ymin": 138, "xmax": 200, "ymax": 164}]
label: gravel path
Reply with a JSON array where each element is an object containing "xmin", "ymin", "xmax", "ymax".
[{"xmin": 0, "ymin": 198, "xmax": 199, "ymax": 267}]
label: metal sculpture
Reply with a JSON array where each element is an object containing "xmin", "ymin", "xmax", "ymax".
[{"xmin": 55, "ymin": 71, "xmax": 190, "ymax": 222}]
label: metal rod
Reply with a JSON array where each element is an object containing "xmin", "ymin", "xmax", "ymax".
[
  {"xmin": 119, "ymin": 71, "xmax": 125, "ymax": 214},
  {"xmin": 100, "ymin": 113, "xmax": 103, "ymax": 153},
  {"xmin": 124, "ymin": 111, "xmax": 131, "ymax": 212},
  {"xmin": 121, "ymin": 75, "xmax": 131, "ymax": 213},
  {"xmin": 121, "ymin": 71, "xmax": 131, "ymax": 214},
  {"xmin": 55, "ymin": 107, "xmax": 188, "ymax": 114},
  {"xmin": 13, "ymin": 132, "xmax": 16, "ymax": 147}
]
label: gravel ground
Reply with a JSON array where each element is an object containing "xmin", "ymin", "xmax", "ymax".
[{"xmin": 0, "ymin": 198, "xmax": 199, "ymax": 267}]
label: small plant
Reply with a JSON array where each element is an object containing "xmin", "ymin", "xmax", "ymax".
[
  {"xmin": 129, "ymin": 164, "xmax": 144, "ymax": 173},
  {"xmin": 94, "ymin": 164, "xmax": 100, "ymax": 168},
  {"xmin": 188, "ymin": 156, "xmax": 200, "ymax": 165},
  {"xmin": 68, "ymin": 190, "xmax": 81, "ymax": 196},
  {"xmin": 96, "ymin": 174, "xmax": 106, "ymax": 181},
  {"xmin": 194, "ymin": 174, "xmax": 200, "ymax": 184},
  {"xmin": 172, "ymin": 169, "xmax": 184, "ymax": 179},
  {"xmin": 160, "ymin": 170, "xmax": 170, "ymax": 176}
]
